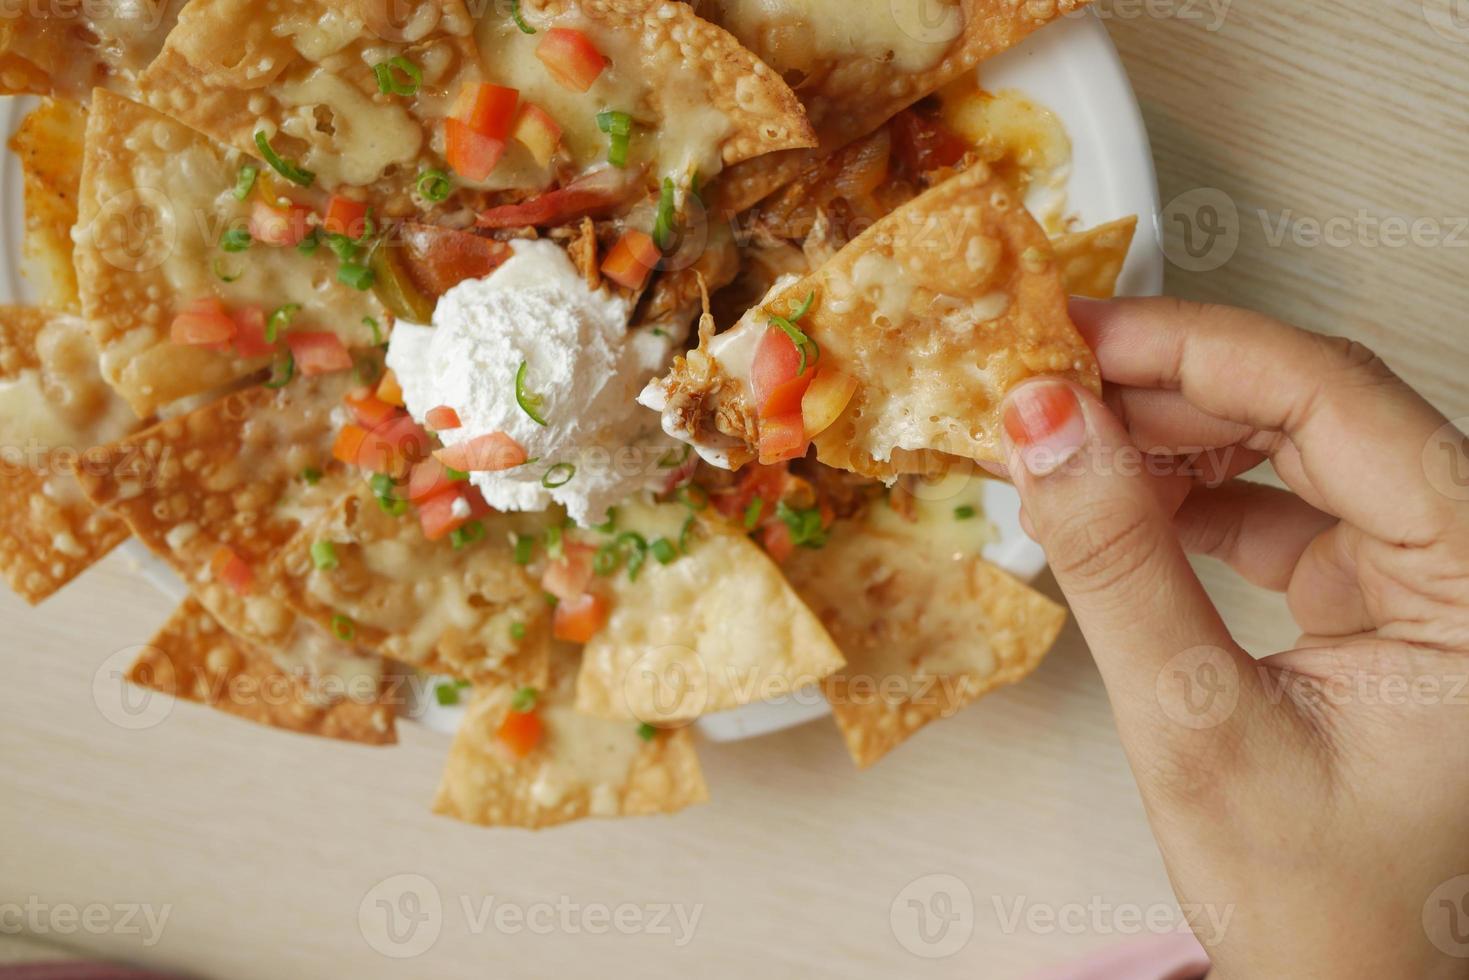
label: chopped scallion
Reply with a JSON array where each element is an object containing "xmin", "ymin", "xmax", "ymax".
[
  {"xmin": 338, "ymin": 262, "xmax": 375, "ymax": 290},
  {"xmin": 650, "ymin": 537, "xmax": 677, "ymax": 564},
  {"xmin": 511, "ymin": 686, "xmax": 539, "ymax": 712},
  {"xmin": 220, "ymin": 227, "xmax": 251, "ymax": 253},
  {"xmin": 637, "ymin": 722, "xmax": 656, "ymax": 741},
  {"xmin": 212, "ymin": 257, "xmax": 241, "ymax": 283},
  {"xmin": 266, "ymin": 303, "xmax": 300, "ymax": 343},
  {"xmin": 541, "ymin": 462, "xmax": 575, "ymax": 488},
  {"xmin": 434, "ymin": 681, "xmax": 461, "ymax": 706},
  {"xmin": 296, "ymin": 229, "xmax": 321, "ymax": 255},
  {"xmin": 954, "ymin": 504, "xmax": 977, "ymax": 520},
  {"xmin": 311, "ymin": 540, "xmax": 339, "ymax": 571},
  {"xmin": 300, "ymin": 467, "xmax": 322, "ymax": 485},
  {"xmin": 331, "ymin": 613, "xmax": 356, "ymax": 641},
  {"xmin": 652, "ymin": 176, "xmax": 677, "ymax": 250},
  {"xmin": 510, "ymin": 621, "xmax": 527, "ymax": 640},
  {"xmin": 512, "ymin": 533, "xmax": 535, "ymax": 565},
  {"xmin": 263, "ymin": 351, "xmax": 294, "ymax": 389},
  {"xmin": 233, "ymin": 164, "xmax": 258, "ymax": 202},
  {"xmin": 417, "ymin": 168, "xmax": 452, "ymax": 202},
  {"xmin": 450, "ymin": 520, "xmax": 485, "ymax": 550},
  {"xmin": 515, "ymin": 360, "xmax": 548, "ymax": 426},
  {"xmin": 372, "ymin": 56, "xmax": 422, "ymax": 96},
  {"xmin": 254, "ymin": 130, "xmax": 315, "ymax": 186},
  {"xmin": 363, "ymin": 316, "xmax": 383, "ymax": 346},
  {"xmin": 743, "ymin": 497, "xmax": 764, "ymax": 531},
  {"xmin": 510, "ymin": 0, "xmax": 535, "ymax": 33}
]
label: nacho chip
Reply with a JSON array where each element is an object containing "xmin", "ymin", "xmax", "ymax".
[
  {"xmin": 132, "ymin": 596, "xmax": 398, "ymax": 744},
  {"xmin": 0, "ymin": 307, "xmax": 138, "ymax": 604},
  {"xmin": 76, "ymin": 374, "xmax": 358, "ymax": 646},
  {"xmin": 644, "ymin": 162, "xmax": 1100, "ymax": 478},
  {"xmin": 0, "ymin": 0, "xmax": 186, "ymax": 98},
  {"xmin": 8, "ymin": 99, "xmax": 85, "ymax": 312},
  {"xmin": 473, "ymin": 0, "xmax": 814, "ymax": 189},
  {"xmin": 784, "ymin": 521, "xmax": 1065, "ymax": 768},
  {"xmin": 274, "ymin": 486, "xmax": 553, "ymax": 686},
  {"xmin": 709, "ymin": 0, "xmax": 1093, "ymax": 212},
  {"xmin": 1053, "ymin": 215, "xmax": 1138, "ymax": 300},
  {"xmin": 75, "ymin": 90, "xmax": 383, "ymax": 417},
  {"xmin": 434, "ymin": 646, "xmax": 707, "ymax": 829},
  {"xmin": 575, "ymin": 506, "xmax": 845, "ymax": 723}
]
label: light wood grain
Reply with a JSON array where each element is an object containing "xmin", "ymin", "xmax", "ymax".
[{"xmin": 2, "ymin": 4, "xmax": 1466, "ymax": 977}]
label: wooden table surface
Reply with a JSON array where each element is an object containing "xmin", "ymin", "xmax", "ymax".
[{"xmin": 3, "ymin": 4, "xmax": 1466, "ymax": 978}]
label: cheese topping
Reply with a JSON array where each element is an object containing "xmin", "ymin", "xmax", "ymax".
[
  {"xmin": 276, "ymin": 69, "xmax": 425, "ymax": 187},
  {"xmin": 0, "ymin": 316, "xmax": 135, "ymax": 451},
  {"xmin": 713, "ymin": 0, "xmax": 957, "ymax": 76}
]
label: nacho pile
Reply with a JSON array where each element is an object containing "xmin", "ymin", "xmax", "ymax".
[{"xmin": 3, "ymin": 0, "xmax": 1135, "ymax": 826}]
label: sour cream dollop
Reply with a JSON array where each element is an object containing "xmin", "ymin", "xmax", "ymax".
[{"xmin": 386, "ymin": 239, "xmax": 680, "ymax": 526}]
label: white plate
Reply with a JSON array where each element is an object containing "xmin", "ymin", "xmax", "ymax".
[{"xmin": 0, "ymin": 8, "xmax": 1163, "ymax": 742}]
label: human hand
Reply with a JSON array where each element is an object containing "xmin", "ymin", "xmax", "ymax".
[{"xmin": 997, "ymin": 297, "xmax": 1469, "ymax": 980}]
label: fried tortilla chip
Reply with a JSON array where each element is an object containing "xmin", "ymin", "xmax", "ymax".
[
  {"xmin": 434, "ymin": 646, "xmax": 708, "ymax": 829},
  {"xmin": 709, "ymin": 0, "xmax": 1093, "ymax": 212},
  {"xmin": 75, "ymin": 90, "xmax": 383, "ymax": 417},
  {"xmin": 644, "ymin": 162, "xmax": 1100, "ymax": 478},
  {"xmin": 0, "ymin": 0, "xmax": 186, "ymax": 98},
  {"xmin": 473, "ymin": 0, "xmax": 814, "ymax": 189},
  {"xmin": 1053, "ymin": 215, "xmax": 1138, "ymax": 299},
  {"xmin": 138, "ymin": 0, "xmax": 490, "ymax": 211},
  {"xmin": 76, "ymin": 374, "xmax": 358, "ymax": 646},
  {"xmin": 0, "ymin": 307, "xmax": 138, "ymax": 604},
  {"xmin": 132, "ymin": 597, "xmax": 399, "ymax": 744},
  {"xmin": 274, "ymin": 486, "xmax": 554, "ymax": 686},
  {"xmin": 575, "ymin": 506, "xmax": 845, "ymax": 723},
  {"xmin": 8, "ymin": 99, "xmax": 86, "ymax": 312},
  {"xmin": 784, "ymin": 520, "xmax": 1065, "ymax": 768}
]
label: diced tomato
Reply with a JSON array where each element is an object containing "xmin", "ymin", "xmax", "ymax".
[
  {"xmin": 751, "ymin": 326, "xmax": 809, "ymax": 418},
  {"xmin": 284, "ymin": 331, "xmax": 352, "ymax": 376},
  {"xmin": 397, "ymin": 223, "xmax": 511, "ymax": 298},
  {"xmin": 512, "ymin": 102, "xmax": 562, "ymax": 167},
  {"xmin": 892, "ymin": 108, "xmax": 969, "ymax": 174},
  {"xmin": 230, "ymin": 306, "xmax": 273, "ymax": 358},
  {"xmin": 249, "ymin": 199, "xmax": 312, "ymax": 247},
  {"xmin": 760, "ymin": 520, "xmax": 795, "ymax": 564},
  {"xmin": 601, "ymin": 230, "xmax": 660, "ymax": 290},
  {"xmin": 209, "ymin": 546, "xmax": 253, "ymax": 597},
  {"xmin": 758, "ymin": 412, "xmax": 808, "ymax": 465},
  {"xmin": 553, "ymin": 591, "xmax": 609, "ymax": 644},
  {"xmin": 496, "ymin": 708, "xmax": 543, "ymax": 757},
  {"xmin": 417, "ymin": 487, "xmax": 475, "ymax": 541},
  {"xmin": 801, "ymin": 366, "xmax": 858, "ymax": 438},
  {"xmin": 476, "ymin": 167, "xmax": 640, "ymax": 229},
  {"xmin": 710, "ymin": 461, "xmax": 788, "ymax": 524},
  {"xmin": 361, "ymin": 414, "xmax": 434, "ymax": 476},
  {"xmin": 170, "ymin": 296, "xmax": 237, "ymax": 349},
  {"xmin": 345, "ymin": 389, "xmax": 400, "ymax": 429},
  {"xmin": 445, "ymin": 117, "xmax": 505, "ymax": 181},
  {"xmin": 535, "ymin": 28, "xmax": 607, "ymax": 93},
  {"xmin": 425, "ymin": 406, "xmax": 461, "ymax": 431},
  {"xmin": 333, "ymin": 424, "xmax": 368, "ymax": 467},
  {"xmin": 454, "ymin": 82, "xmax": 519, "ymax": 140},
  {"xmin": 406, "ymin": 458, "xmax": 459, "ymax": 503},
  {"xmin": 541, "ymin": 541, "xmax": 595, "ymax": 602},
  {"xmin": 376, "ymin": 370, "xmax": 405, "ymax": 407},
  {"xmin": 434, "ymin": 431, "xmax": 528, "ymax": 472},
  {"xmin": 322, "ymin": 194, "xmax": 371, "ymax": 238}
]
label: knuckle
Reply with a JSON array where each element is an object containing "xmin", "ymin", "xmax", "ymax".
[
  {"xmin": 1314, "ymin": 335, "xmax": 1398, "ymax": 389},
  {"xmin": 1045, "ymin": 498, "xmax": 1165, "ymax": 596}
]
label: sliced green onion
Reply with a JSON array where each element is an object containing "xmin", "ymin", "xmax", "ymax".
[
  {"xmin": 233, "ymin": 164, "xmax": 258, "ymax": 202},
  {"xmin": 776, "ymin": 500, "xmax": 827, "ymax": 549},
  {"xmin": 354, "ymin": 356, "xmax": 380, "ymax": 386},
  {"xmin": 542, "ymin": 462, "xmax": 575, "ymax": 489},
  {"xmin": 338, "ymin": 262, "xmax": 375, "ymax": 290},
  {"xmin": 220, "ymin": 227, "xmax": 251, "ymax": 253},
  {"xmin": 445, "ymin": 466, "xmax": 468, "ymax": 482},
  {"xmin": 543, "ymin": 591, "xmax": 559, "ymax": 607},
  {"xmin": 331, "ymin": 613, "xmax": 356, "ymax": 641},
  {"xmin": 311, "ymin": 540, "xmax": 339, "ymax": 571},
  {"xmin": 597, "ymin": 110, "xmax": 633, "ymax": 168},
  {"xmin": 743, "ymin": 497, "xmax": 764, "ymax": 531},
  {"xmin": 544, "ymin": 524, "xmax": 564, "ymax": 558},
  {"xmin": 266, "ymin": 303, "xmax": 300, "ymax": 343},
  {"xmin": 637, "ymin": 722, "xmax": 656, "ymax": 742},
  {"xmin": 592, "ymin": 508, "xmax": 618, "ymax": 534},
  {"xmin": 678, "ymin": 514, "xmax": 696, "ymax": 552},
  {"xmin": 652, "ymin": 176, "xmax": 677, "ymax": 251},
  {"xmin": 434, "ymin": 681, "xmax": 461, "ymax": 706},
  {"xmin": 510, "ymin": 621, "xmax": 527, "ymax": 640},
  {"xmin": 372, "ymin": 56, "xmax": 422, "ymax": 96},
  {"xmin": 296, "ymin": 229, "xmax": 321, "ymax": 255},
  {"xmin": 515, "ymin": 360, "xmax": 548, "ymax": 426},
  {"xmin": 300, "ymin": 467, "xmax": 322, "ymax": 485},
  {"xmin": 768, "ymin": 290, "xmax": 819, "ymax": 374},
  {"xmin": 511, "ymin": 686, "xmax": 539, "ymax": 712},
  {"xmin": 651, "ymin": 327, "xmax": 669, "ymax": 338},
  {"xmin": 650, "ymin": 537, "xmax": 677, "ymax": 565},
  {"xmin": 954, "ymin": 504, "xmax": 977, "ymax": 520},
  {"xmin": 510, "ymin": 0, "xmax": 535, "ymax": 33},
  {"xmin": 619, "ymin": 532, "xmax": 649, "ymax": 581},
  {"xmin": 263, "ymin": 351, "xmax": 294, "ymax": 389},
  {"xmin": 417, "ymin": 168, "xmax": 452, "ymax": 202},
  {"xmin": 254, "ymin": 130, "xmax": 315, "ymax": 187},
  {"xmin": 363, "ymin": 316, "xmax": 383, "ymax": 346},
  {"xmin": 608, "ymin": 131, "xmax": 630, "ymax": 167},
  {"xmin": 592, "ymin": 541, "xmax": 620, "ymax": 577},
  {"xmin": 212, "ymin": 257, "xmax": 241, "ymax": 283},
  {"xmin": 689, "ymin": 169, "xmax": 703, "ymax": 205},
  {"xmin": 353, "ymin": 208, "xmax": 377, "ymax": 245},
  {"xmin": 450, "ymin": 520, "xmax": 485, "ymax": 550},
  {"xmin": 790, "ymin": 290, "xmax": 815, "ymax": 320},
  {"xmin": 327, "ymin": 234, "xmax": 359, "ymax": 262},
  {"xmin": 512, "ymin": 533, "xmax": 535, "ymax": 566}
]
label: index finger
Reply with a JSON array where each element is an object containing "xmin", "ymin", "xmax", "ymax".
[{"xmin": 1069, "ymin": 296, "xmax": 1463, "ymax": 541}]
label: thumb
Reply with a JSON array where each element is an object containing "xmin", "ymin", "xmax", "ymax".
[{"xmin": 1001, "ymin": 378, "xmax": 1254, "ymax": 727}]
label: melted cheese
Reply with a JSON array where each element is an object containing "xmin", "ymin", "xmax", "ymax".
[
  {"xmin": 714, "ymin": 0, "xmax": 957, "ymax": 75},
  {"xmin": 527, "ymin": 664, "xmax": 644, "ymax": 812},
  {"xmin": 0, "ymin": 316, "xmax": 135, "ymax": 451},
  {"xmin": 276, "ymin": 69, "xmax": 424, "ymax": 186}
]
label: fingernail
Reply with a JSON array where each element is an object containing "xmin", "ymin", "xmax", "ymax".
[{"xmin": 1002, "ymin": 381, "xmax": 1087, "ymax": 476}]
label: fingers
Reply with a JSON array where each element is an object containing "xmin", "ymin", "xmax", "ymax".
[
  {"xmin": 1286, "ymin": 524, "xmax": 1374, "ymax": 637},
  {"xmin": 1173, "ymin": 481, "xmax": 1338, "ymax": 591},
  {"xmin": 1001, "ymin": 378, "xmax": 1258, "ymax": 721},
  {"xmin": 1070, "ymin": 296, "xmax": 1461, "ymax": 542}
]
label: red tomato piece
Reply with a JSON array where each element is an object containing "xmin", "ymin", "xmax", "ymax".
[
  {"xmin": 332, "ymin": 424, "xmax": 368, "ymax": 467},
  {"xmin": 433, "ymin": 431, "xmax": 528, "ymax": 472},
  {"xmin": 407, "ymin": 458, "xmax": 459, "ymax": 503},
  {"xmin": 345, "ymin": 390, "xmax": 401, "ymax": 429},
  {"xmin": 445, "ymin": 118, "xmax": 505, "ymax": 181},
  {"xmin": 322, "ymin": 195, "xmax": 371, "ymax": 238},
  {"xmin": 230, "ymin": 306, "xmax": 273, "ymax": 358},
  {"xmin": 376, "ymin": 370, "xmax": 405, "ymax": 408},
  {"xmin": 284, "ymin": 331, "xmax": 352, "ymax": 376},
  {"xmin": 397, "ymin": 223, "xmax": 511, "ymax": 298},
  {"xmin": 541, "ymin": 542, "xmax": 596, "ymax": 602},
  {"xmin": 760, "ymin": 520, "xmax": 795, "ymax": 564},
  {"xmin": 209, "ymin": 546, "xmax": 253, "ymax": 597},
  {"xmin": 552, "ymin": 592, "xmax": 609, "ymax": 644},
  {"xmin": 417, "ymin": 487, "xmax": 474, "ymax": 541},
  {"xmin": 535, "ymin": 28, "xmax": 607, "ymax": 93},
  {"xmin": 249, "ymin": 199, "xmax": 312, "ymax": 247},
  {"xmin": 601, "ymin": 230, "xmax": 660, "ymax": 290},
  {"xmin": 751, "ymin": 326, "xmax": 808, "ymax": 417},
  {"xmin": 476, "ymin": 167, "xmax": 639, "ymax": 229},
  {"xmin": 512, "ymin": 102, "xmax": 562, "ymax": 167},
  {"xmin": 170, "ymin": 296, "xmax": 237, "ymax": 348},
  {"xmin": 496, "ymin": 709, "xmax": 544, "ymax": 757},
  {"xmin": 425, "ymin": 405, "xmax": 462, "ymax": 431},
  {"xmin": 454, "ymin": 82, "xmax": 519, "ymax": 140},
  {"xmin": 757, "ymin": 412, "xmax": 808, "ymax": 465},
  {"xmin": 365, "ymin": 414, "xmax": 434, "ymax": 476}
]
